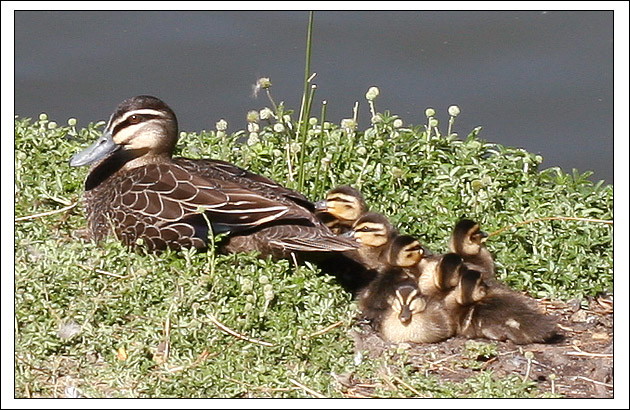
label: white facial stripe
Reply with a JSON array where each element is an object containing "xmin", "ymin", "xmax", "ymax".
[
  {"xmin": 108, "ymin": 108, "xmax": 168, "ymax": 132},
  {"xmin": 328, "ymin": 193, "xmax": 357, "ymax": 203}
]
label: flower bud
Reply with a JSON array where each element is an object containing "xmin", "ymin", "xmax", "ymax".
[
  {"xmin": 215, "ymin": 119, "xmax": 228, "ymax": 131},
  {"xmin": 448, "ymin": 105, "xmax": 461, "ymax": 117},
  {"xmin": 365, "ymin": 86, "xmax": 380, "ymax": 101}
]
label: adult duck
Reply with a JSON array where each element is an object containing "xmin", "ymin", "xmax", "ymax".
[{"xmin": 69, "ymin": 95, "xmax": 357, "ymax": 258}]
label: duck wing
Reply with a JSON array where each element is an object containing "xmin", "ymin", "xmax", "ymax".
[
  {"xmin": 173, "ymin": 158, "xmax": 314, "ymax": 210},
  {"xmin": 117, "ymin": 162, "xmax": 310, "ymax": 236}
]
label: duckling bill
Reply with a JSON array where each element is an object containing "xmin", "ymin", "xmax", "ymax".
[
  {"xmin": 449, "ymin": 219, "xmax": 495, "ymax": 280},
  {"xmin": 314, "ymin": 185, "xmax": 368, "ymax": 234},
  {"xmin": 69, "ymin": 95, "xmax": 357, "ymax": 258}
]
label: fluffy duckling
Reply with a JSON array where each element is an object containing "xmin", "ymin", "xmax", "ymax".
[
  {"xmin": 314, "ymin": 185, "xmax": 368, "ymax": 234},
  {"xmin": 385, "ymin": 235, "xmax": 426, "ymax": 271},
  {"xmin": 449, "ymin": 272, "xmax": 560, "ymax": 344},
  {"xmin": 371, "ymin": 242, "xmax": 458, "ymax": 344},
  {"xmin": 449, "ymin": 219, "xmax": 495, "ymax": 280},
  {"xmin": 372, "ymin": 243, "xmax": 462, "ymax": 343},
  {"xmin": 342, "ymin": 212, "xmax": 400, "ymax": 272},
  {"xmin": 378, "ymin": 281, "xmax": 456, "ymax": 344},
  {"xmin": 416, "ymin": 252, "xmax": 464, "ymax": 296}
]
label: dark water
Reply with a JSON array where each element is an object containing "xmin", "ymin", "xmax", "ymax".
[{"xmin": 14, "ymin": 10, "xmax": 614, "ymax": 183}]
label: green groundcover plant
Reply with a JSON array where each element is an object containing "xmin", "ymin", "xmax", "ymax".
[{"xmin": 14, "ymin": 87, "xmax": 612, "ymax": 397}]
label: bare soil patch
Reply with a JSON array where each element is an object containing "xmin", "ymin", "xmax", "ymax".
[{"xmin": 342, "ymin": 295, "xmax": 613, "ymax": 398}]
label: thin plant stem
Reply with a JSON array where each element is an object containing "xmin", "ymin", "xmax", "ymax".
[
  {"xmin": 295, "ymin": 11, "xmax": 315, "ymax": 191},
  {"xmin": 488, "ymin": 216, "xmax": 613, "ymax": 239},
  {"xmin": 448, "ymin": 116, "xmax": 456, "ymax": 136},
  {"xmin": 297, "ymin": 83, "xmax": 317, "ymax": 192},
  {"xmin": 313, "ymin": 100, "xmax": 327, "ymax": 197},
  {"xmin": 199, "ymin": 209, "xmax": 217, "ymax": 280},
  {"xmin": 265, "ymin": 89, "xmax": 279, "ymax": 113},
  {"xmin": 15, "ymin": 202, "xmax": 77, "ymax": 222}
]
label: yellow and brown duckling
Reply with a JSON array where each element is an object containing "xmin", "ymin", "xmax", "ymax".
[
  {"xmin": 314, "ymin": 185, "xmax": 368, "ymax": 234},
  {"xmin": 449, "ymin": 219, "xmax": 495, "ymax": 280},
  {"xmin": 69, "ymin": 95, "xmax": 357, "ymax": 259},
  {"xmin": 342, "ymin": 212, "xmax": 400, "ymax": 273},
  {"xmin": 382, "ymin": 232, "xmax": 462, "ymax": 297},
  {"xmin": 372, "ymin": 242, "xmax": 559, "ymax": 345},
  {"xmin": 378, "ymin": 280, "xmax": 456, "ymax": 344},
  {"xmin": 452, "ymin": 277, "xmax": 561, "ymax": 345},
  {"xmin": 372, "ymin": 238, "xmax": 460, "ymax": 344}
]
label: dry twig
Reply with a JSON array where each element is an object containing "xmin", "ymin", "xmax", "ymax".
[
  {"xmin": 207, "ymin": 314, "xmax": 274, "ymax": 347},
  {"xmin": 288, "ymin": 378, "xmax": 327, "ymax": 398},
  {"xmin": 391, "ymin": 375, "xmax": 426, "ymax": 397},
  {"xmin": 488, "ymin": 216, "xmax": 613, "ymax": 239},
  {"xmin": 566, "ymin": 351, "xmax": 613, "ymax": 358},
  {"xmin": 568, "ymin": 345, "xmax": 613, "ymax": 358},
  {"xmin": 15, "ymin": 202, "xmax": 78, "ymax": 222},
  {"xmin": 165, "ymin": 349, "xmax": 212, "ymax": 373},
  {"xmin": 304, "ymin": 321, "xmax": 343, "ymax": 339},
  {"xmin": 573, "ymin": 376, "xmax": 613, "ymax": 388}
]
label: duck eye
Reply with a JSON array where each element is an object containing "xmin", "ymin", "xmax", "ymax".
[{"xmin": 129, "ymin": 114, "xmax": 141, "ymax": 124}]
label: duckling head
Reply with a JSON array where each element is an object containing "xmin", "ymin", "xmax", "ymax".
[
  {"xmin": 387, "ymin": 235, "xmax": 424, "ymax": 268},
  {"xmin": 434, "ymin": 253, "xmax": 464, "ymax": 291},
  {"xmin": 388, "ymin": 285, "xmax": 427, "ymax": 325},
  {"xmin": 344, "ymin": 212, "xmax": 397, "ymax": 249},
  {"xmin": 314, "ymin": 185, "xmax": 367, "ymax": 223},
  {"xmin": 454, "ymin": 269, "xmax": 488, "ymax": 306},
  {"xmin": 70, "ymin": 95, "xmax": 178, "ymax": 168},
  {"xmin": 449, "ymin": 219, "xmax": 488, "ymax": 257}
]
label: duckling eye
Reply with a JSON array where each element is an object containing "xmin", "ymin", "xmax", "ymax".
[{"xmin": 129, "ymin": 114, "xmax": 141, "ymax": 124}]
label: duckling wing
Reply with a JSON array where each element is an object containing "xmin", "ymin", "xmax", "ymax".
[{"xmin": 118, "ymin": 163, "xmax": 310, "ymax": 235}]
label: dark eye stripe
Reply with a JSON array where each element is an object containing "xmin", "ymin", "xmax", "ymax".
[{"xmin": 112, "ymin": 113, "xmax": 161, "ymax": 136}]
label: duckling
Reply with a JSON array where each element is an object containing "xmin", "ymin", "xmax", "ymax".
[
  {"xmin": 416, "ymin": 252, "xmax": 465, "ymax": 297},
  {"xmin": 449, "ymin": 219, "xmax": 495, "ymax": 280},
  {"xmin": 317, "ymin": 213, "xmax": 406, "ymax": 296},
  {"xmin": 449, "ymin": 270, "xmax": 560, "ymax": 344},
  {"xmin": 356, "ymin": 235, "xmax": 422, "ymax": 317},
  {"xmin": 343, "ymin": 212, "xmax": 399, "ymax": 272},
  {"xmin": 378, "ymin": 279, "xmax": 456, "ymax": 344},
  {"xmin": 314, "ymin": 185, "xmax": 368, "ymax": 234},
  {"xmin": 385, "ymin": 235, "xmax": 426, "ymax": 270},
  {"xmin": 69, "ymin": 95, "xmax": 357, "ymax": 258},
  {"xmin": 360, "ymin": 235, "xmax": 460, "ymax": 344}
]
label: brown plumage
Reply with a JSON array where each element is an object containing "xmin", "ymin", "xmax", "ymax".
[
  {"xmin": 69, "ymin": 95, "xmax": 357, "ymax": 258},
  {"xmin": 449, "ymin": 219, "xmax": 495, "ymax": 280},
  {"xmin": 367, "ymin": 237, "xmax": 456, "ymax": 344},
  {"xmin": 452, "ymin": 275, "xmax": 561, "ymax": 344},
  {"xmin": 314, "ymin": 185, "xmax": 368, "ymax": 234},
  {"xmin": 343, "ymin": 212, "xmax": 399, "ymax": 272}
]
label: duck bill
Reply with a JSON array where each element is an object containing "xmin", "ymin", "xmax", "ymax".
[
  {"xmin": 69, "ymin": 131, "xmax": 120, "ymax": 167},
  {"xmin": 398, "ymin": 307, "xmax": 412, "ymax": 324},
  {"xmin": 313, "ymin": 199, "xmax": 328, "ymax": 213}
]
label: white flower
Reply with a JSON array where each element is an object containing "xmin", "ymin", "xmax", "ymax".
[
  {"xmin": 215, "ymin": 119, "xmax": 228, "ymax": 131},
  {"xmin": 247, "ymin": 122, "xmax": 260, "ymax": 133},
  {"xmin": 247, "ymin": 133, "xmax": 260, "ymax": 146},
  {"xmin": 259, "ymin": 107, "xmax": 275, "ymax": 120},
  {"xmin": 246, "ymin": 110, "xmax": 260, "ymax": 123},
  {"xmin": 341, "ymin": 118, "xmax": 356, "ymax": 130},
  {"xmin": 448, "ymin": 105, "xmax": 461, "ymax": 117},
  {"xmin": 365, "ymin": 86, "xmax": 380, "ymax": 101}
]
